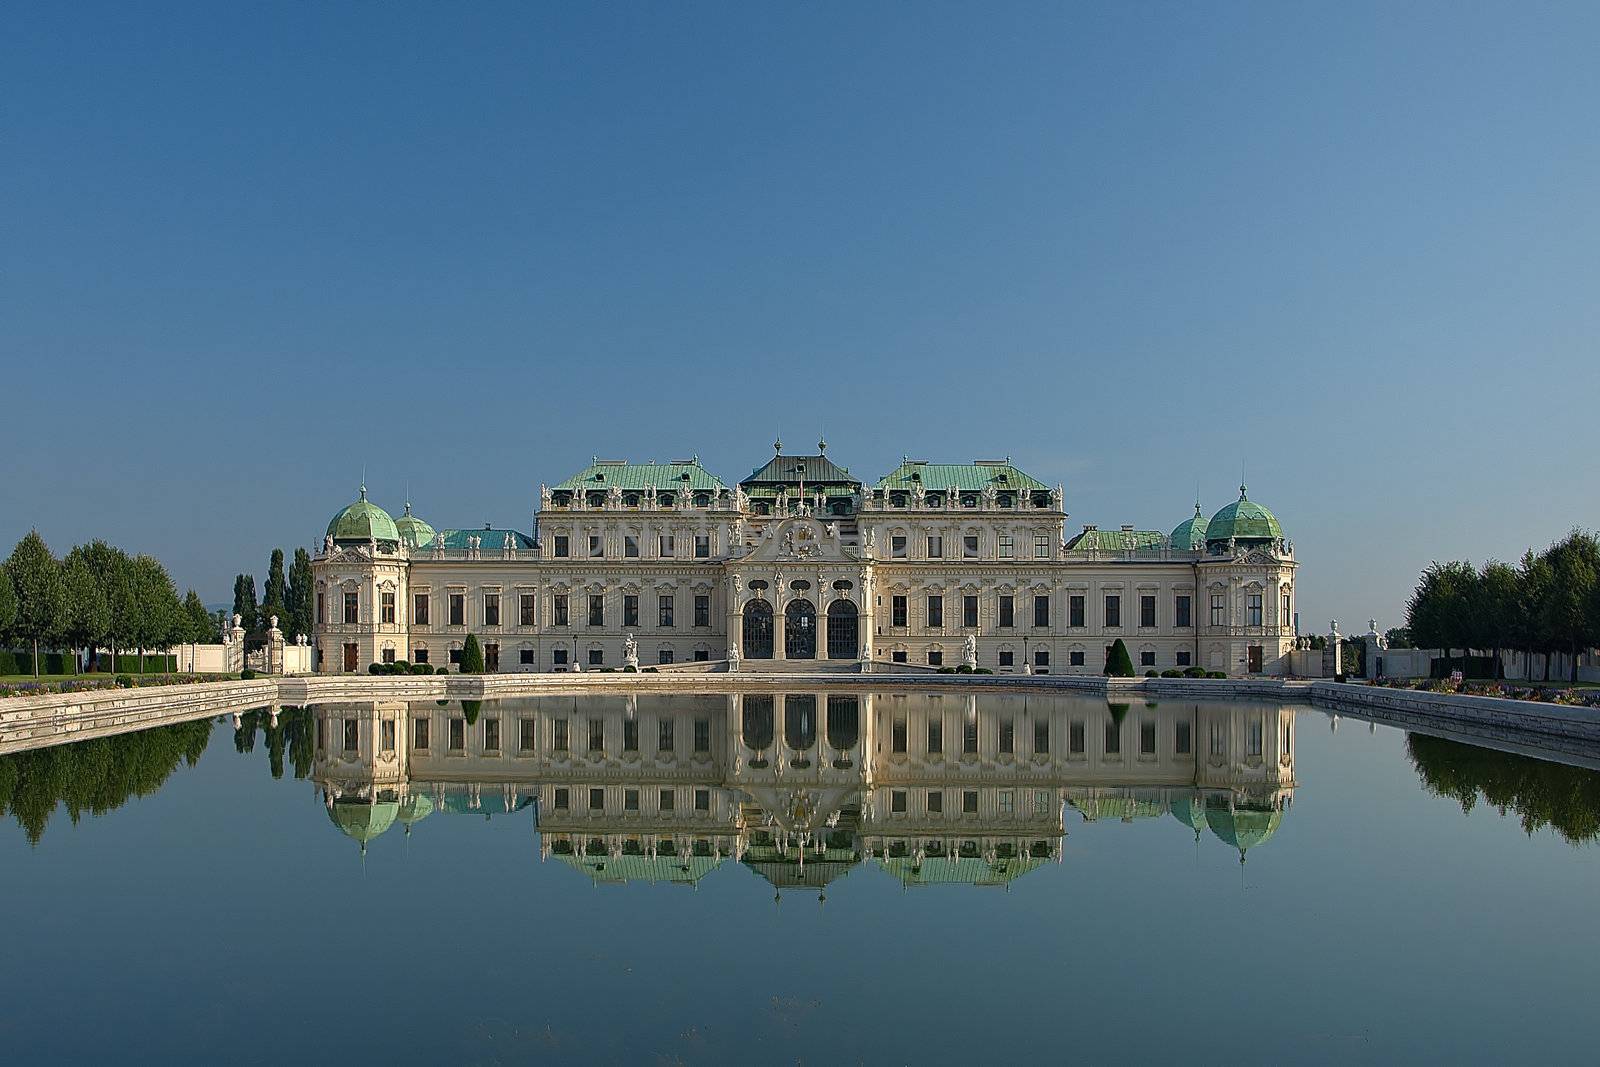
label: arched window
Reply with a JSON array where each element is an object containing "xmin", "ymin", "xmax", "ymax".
[
  {"xmin": 784, "ymin": 599, "xmax": 817, "ymax": 659},
  {"xmin": 784, "ymin": 694, "xmax": 817, "ymax": 750},
  {"xmin": 826, "ymin": 599, "xmax": 859, "ymax": 660},
  {"xmin": 742, "ymin": 694, "xmax": 775, "ymax": 749},
  {"xmin": 826, "ymin": 695, "xmax": 859, "ymax": 751},
  {"xmin": 742, "ymin": 600, "xmax": 774, "ymax": 659}
]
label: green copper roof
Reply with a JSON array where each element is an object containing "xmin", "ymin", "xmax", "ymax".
[
  {"xmin": 1067, "ymin": 790, "xmax": 1166, "ymax": 821},
  {"xmin": 394, "ymin": 503, "xmax": 436, "ymax": 549},
  {"xmin": 396, "ymin": 793, "xmax": 434, "ymax": 826},
  {"xmin": 1065, "ymin": 527, "xmax": 1165, "ymax": 553},
  {"xmin": 551, "ymin": 459, "xmax": 728, "ymax": 492},
  {"xmin": 1205, "ymin": 486, "xmax": 1284, "ymax": 543},
  {"xmin": 555, "ymin": 851, "xmax": 724, "ymax": 885},
  {"xmin": 327, "ymin": 798, "xmax": 399, "ymax": 845},
  {"xmin": 428, "ymin": 528, "xmax": 535, "ymax": 550},
  {"xmin": 741, "ymin": 448, "xmax": 860, "ymax": 489},
  {"xmin": 1206, "ymin": 799, "xmax": 1283, "ymax": 853},
  {"xmin": 1169, "ymin": 504, "xmax": 1208, "ymax": 552},
  {"xmin": 877, "ymin": 460, "xmax": 1046, "ymax": 493},
  {"xmin": 438, "ymin": 791, "xmax": 534, "ymax": 817},
  {"xmin": 1169, "ymin": 793, "xmax": 1209, "ymax": 834},
  {"xmin": 877, "ymin": 854, "xmax": 1047, "ymax": 887},
  {"xmin": 326, "ymin": 487, "xmax": 400, "ymax": 545}
]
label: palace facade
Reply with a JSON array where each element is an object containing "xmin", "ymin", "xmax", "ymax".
[{"xmin": 312, "ymin": 441, "xmax": 1298, "ymax": 675}]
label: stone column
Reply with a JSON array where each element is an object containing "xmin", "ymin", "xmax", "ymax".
[
  {"xmin": 267, "ymin": 616, "xmax": 285, "ymax": 675},
  {"xmin": 229, "ymin": 614, "xmax": 247, "ymax": 673}
]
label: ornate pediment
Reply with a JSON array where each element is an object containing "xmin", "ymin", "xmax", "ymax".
[
  {"xmin": 736, "ymin": 517, "xmax": 862, "ymax": 565},
  {"xmin": 322, "ymin": 546, "xmax": 374, "ymax": 565}
]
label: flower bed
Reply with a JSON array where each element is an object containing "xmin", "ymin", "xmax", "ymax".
[
  {"xmin": 0, "ymin": 673, "xmax": 238, "ymax": 699},
  {"xmin": 1374, "ymin": 676, "xmax": 1600, "ymax": 708}
]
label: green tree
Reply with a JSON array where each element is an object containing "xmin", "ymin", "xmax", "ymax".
[
  {"xmin": 182, "ymin": 589, "xmax": 214, "ymax": 644},
  {"xmin": 1476, "ymin": 560, "xmax": 1520, "ymax": 678},
  {"xmin": 73, "ymin": 540, "xmax": 131, "ymax": 672},
  {"xmin": 1541, "ymin": 531, "xmax": 1600, "ymax": 684},
  {"xmin": 262, "ymin": 549, "xmax": 287, "ymax": 630},
  {"xmin": 5, "ymin": 531, "xmax": 66, "ymax": 678},
  {"xmin": 1103, "ymin": 638, "xmax": 1134, "ymax": 677},
  {"xmin": 232, "ymin": 574, "xmax": 258, "ymax": 634},
  {"xmin": 0, "ymin": 567, "xmax": 17, "ymax": 644},
  {"xmin": 460, "ymin": 633, "xmax": 485, "ymax": 674},
  {"xmin": 1407, "ymin": 560, "xmax": 1476, "ymax": 672},
  {"xmin": 286, "ymin": 547, "xmax": 315, "ymax": 641},
  {"xmin": 1383, "ymin": 627, "xmax": 1413, "ymax": 649},
  {"xmin": 61, "ymin": 550, "xmax": 111, "ymax": 674},
  {"xmin": 1516, "ymin": 549, "xmax": 1555, "ymax": 680},
  {"xmin": 128, "ymin": 554, "xmax": 181, "ymax": 673}
]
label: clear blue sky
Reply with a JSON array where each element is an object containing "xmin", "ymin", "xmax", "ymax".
[{"xmin": 4, "ymin": 2, "xmax": 1596, "ymax": 629}]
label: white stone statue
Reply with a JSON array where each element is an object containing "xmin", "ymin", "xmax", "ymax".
[
  {"xmin": 728, "ymin": 641, "xmax": 741, "ymax": 672},
  {"xmin": 981, "ymin": 484, "xmax": 997, "ymax": 509},
  {"xmin": 323, "ymin": 534, "xmax": 334, "ymax": 554},
  {"xmin": 733, "ymin": 486, "xmax": 747, "ymax": 511},
  {"xmin": 606, "ymin": 484, "xmax": 622, "ymax": 508},
  {"xmin": 540, "ymin": 484, "xmax": 552, "ymax": 510},
  {"xmin": 963, "ymin": 632, "xmax": 978, "ymax": 670},
  {"xmin": 622, "ymin": 632, "xmax": 638, "ymax": 669}
]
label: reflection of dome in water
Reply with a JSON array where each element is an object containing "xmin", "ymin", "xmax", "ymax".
[
  {"xmin": 1169, "ymin": 793, "xmax": 1209, "ymax": 838},
  {"xmin": 396, "ymin": 793, "xmax": 433, "ymax": 833},
  {"xmin": 1206, "ymin": 797, "xmax": 1283, "ymax": 861},
  {"xmin": 328, "ymin": 797, "xmax": 399, "ymax": 852}
]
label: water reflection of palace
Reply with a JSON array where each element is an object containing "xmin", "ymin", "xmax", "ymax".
[{"xmin": 310, "ymin": 693, "xmax": 1297, "ymax": 891}]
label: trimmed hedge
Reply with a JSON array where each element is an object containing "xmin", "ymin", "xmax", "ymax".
[{"xmin": 0, "ymin": 651, "xmax": 76, "ymax": 675}]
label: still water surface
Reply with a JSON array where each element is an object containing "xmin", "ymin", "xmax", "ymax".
[{"xmin": 3, "ymin": 690, "xmax": 1599, "ymax": 1064}]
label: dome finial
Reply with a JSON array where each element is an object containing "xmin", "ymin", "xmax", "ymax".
[
  {"xmin": 818, "ymin": 434, "xmax": 826, "ymax": 454},
  {"xmin": 774, "ymin": 436, "xmax": 783, "ymax": 455},
  {"xmin": 358, "ymin": 482, "xmax": 367, "ymax": 501},
  {"xmin": 1239, "ymin": 483, "xmax": 1248, "ymax": 500}
]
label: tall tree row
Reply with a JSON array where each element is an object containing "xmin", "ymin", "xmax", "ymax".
[
  {"xmin": 1406, "ymin": 530, "xmax": 1600, "ymax": 683},
  {"xmin": 232, "ymin": 546, "xmax": 315, "ymax": 641}
]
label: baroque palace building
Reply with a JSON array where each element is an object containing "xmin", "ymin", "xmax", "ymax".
[{"xmin": 312, "ymin": 441, "xmax": 1297, "ymax": 675}]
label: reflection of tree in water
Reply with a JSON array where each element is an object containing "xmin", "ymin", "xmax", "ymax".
[
  {"xmin": 232, "ymin": 707, "xmax": 315, "ymax": 780},
  {"xmin": 1406, "ymin": 732, "xmax": 1600, "ymax": 844},
  {"xmin": 0, "ymin": 717, "xmax": 214, "ymax": 844}
]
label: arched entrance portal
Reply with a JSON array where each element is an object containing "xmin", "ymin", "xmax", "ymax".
[
  {"xmin": 784, "ymin": 599, "xmax": 817, "ymax": 659},
  {"xmin": 826, "ymin": 599, "xmax": 859, "ymax": 659},
  {"xmin": 742, "ymin": 600, "xmax": 774, "ymax": 659}
]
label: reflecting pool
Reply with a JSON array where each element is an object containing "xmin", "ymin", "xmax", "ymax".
[{"xmin": 3, "ymin": 690, "xmax": 1599, "ymax": 1063}]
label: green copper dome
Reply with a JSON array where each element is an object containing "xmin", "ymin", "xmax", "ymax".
[
  {"xmin": 326, "ymin": 486, "xmax": 399, "ymax": 546},
  {"xmin": 393, "ymin": 502, "xmax": 436, "ymax": 549},
  {"xmin": 1170, "ymin": 503, "xmax": 1208, "ymax": 552},
  {"xmin": 1205, "ymin": 485, "xmax": 1284, "ymax": 545},
  {"xmin": 327, "ymin": 797, "xmax": 399, "ymax": 851},
  {"xmin": 1169, "ymin": 793, "xmax": 1210, "ymax": 835},
  {"xmin": 1206, "ymin": 801, "xmax": 1282, "ymax": 858}
]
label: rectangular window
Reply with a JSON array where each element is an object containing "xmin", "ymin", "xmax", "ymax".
[
  {"xmin": 624, "ymin": 788, "xmax": 639, "ymax": 812},
  {"xmin": 587, "ymin": 648, "xmax": 603, "ymax": 666},
  {"xmin": 1034, "ymin": 719, "xmax": 1049, "ymax": 754},
  {"xmin": 1034, "ymin": 649, "xmax": 1049, "ymax": 668},
  {"xmin": 412, "ymin": 592, "xmax": 429, "ymax": 626},
  {"xmin": 1069, "ymin": 719, "xmax": 1085, "ymax": 753},
  {"xmin": 658, "ymin": 719, "xmax": 674, "ymax": 753},
  {"xmin": 963, "ymin": 717, "xmax": 978, "ymax": 753},
  {"xmin": 659, "ymin": 788, "xmax": 675, "ymax": 812},
  {"xmin": 659, "ymin": 595, "xmax": 674, "ymax": 627},
  {"xmin": 1000, "ymin": 718, "xmax": 1014, "ymax": 754},
  {"xmin": 484, "ymin": 717, "xmax": 500, "ymax": 751},
  {"xmin": 1175, "ymin": 595, "xmax": 1192, "ymax": 628},
  {"xmin": 623, "ymin": 719, "xmax": 638, "ymax": 751},
  {"xmin": 519, "ymin": 647, "xmax": 534, "ymax": 665},
  {"xmin": 1070, "ymin": 650, "xmax": 1085, "ymax": 666},
  {"xmin": 1283, "ymin": 592, "xmax": 1292, "ymax": 625},
  {"xmin": 1140, "ymin": 594, "xmax": 1156, "ymax": 628},
  {"xmin": 1033, "ymin": 595, "xmax": 1050, "ymax": 628},
  {"xmin": 1069, "ymin": 595, "xmax": 1085, "ymax": 627},
  {"xmin": 963, "ymin": 534, "xmax": 979, "ymax": 558},
  {"xmin": 448, "ymin": 593, "xmax": 464, "ymax": 626},
  {"xmin": 892, "ymin": 596, "xmax": 908, "ymax": 628},
  {"xmin": 519, "ymin": 717, "xmax": 536, "ymax": 752},
  {"xmin": 694, "ymin": 718, "xmax": 710, "ymax": 753},
  {"xmin": 1211, "ymin": 723, "xmax": 1225, "ymax": 757},
  {"xmin": 999, "ymin": 649, "xmax": 1014, "ymax": 667},
  {"xmin": 927, "ymin": 595, "xmax": 943, "ymax": 629},
  {"xmin": 380, "ymin": 591, "xmax": 395, "ymax": 624},
  {"xmin": 554, "ymin": 787, "xmax": 569, "ymax": 810},
  {"xmin": 588, "ymin": 534, "xmax": 603, "ymax": 558},
  {"xmin": 927, "ymin": 718, "xmax": 943, "ymax": 754},
  {"xmin": 552, "ymin": 647, "xmax": 568, "ymax": 665},
  {"xmin": 693, "ymin": 649, "xmax": 709, "ymax": 661},
  {"xmin": 484, "ymin": 592, "xmax": 500, "ymax": 627},
  {"xmin": 998, "ymin": 534, "xmax": 1014, "ymax": 558},
  {"xmin": 1247, "ymin": 719, "xmax": 1264, "ymax": 757},
  {"xmin": 927, "ymin": 535, "xmax": 943, "ymax": 558},
  {"xmin": 695, "ymin": 534, "xmax": 710, "ymax": 559},
  {"xmin": 448, "ymin": 717, "xmax": 464, "ymax": 751},
  {"xmin": 891, "ymin": 535, "xmax": 907, "ymax": 558},
  {"xmin": 553, "ymin": 534, "xmax": 569, "ymax": 558},
  {"xmin": 963, "ymin": 790, "xmax": 979, "ymax": 814},
  {"xmin": 999, "ymin": 595, "xmax": 1014, "ymax": 628},
  {"xmin": 695, "ymin": 788, "xmax": 710, "ymax": 812},
  {"xmin": 413, "ymin": 648, "xmax": 429, "ymax": 663},
  {"xmin": 1175, "ymin": 721, "xmax": 1192, "ymax": 755},
  {"xmin": 1140, "ymin": 650, "xmax": 1155, "ymax": 667},
  {"xmin": 927, "ymin": 790, "xmax": 943, "ymax": 813},
  {"xmin": 891, "ymin": 790, "xmax": 907, "ymax": 814},
  {"xmin": 519, "ymin": 594, "xmax": 535, "ymax": 627},
  {"xmin": 1034, "ymin": 533, "xmax": 1050, "ymax": 558},
  {"xmin": 998, "ymin": 790, "xmax": 1014, "ymax": 814},
  {"xmin": 1105, "ymin": 594, "xmax": 1121, "ymax": 627},
  {"xmin": 892, "ymin": 717, "xmax": 907, "ymax": 753},
  {"xmin": 963, "ymin": 595, "xmax": 978, "ymax": 629},
  {"xmin": 1176, "ymin": 650, "xmax": 1191, "ymax": 666},
  {"xmin": 694, "ymin": 595, "xmax": 710, "ymax": 627},
  {"xmin": 624, "ymin": 535, "xmax": 639, "ymax": 558},
  {"xmin": 413, "ymin": 717, "xmax": 430, "ymax": 749},
  {"xmin": 1247, "ymin": 593, "xmax": 1263, "ymax": 627},
  {"xmin": 1211, "ymin": 594, "xmax": 1225, "ymax": 626},
  {"xmin": 658, "ymin": 648, "xmax": 674, "ymax": 664},
  {"xmin": 658, "ymin": 533, "xmax": 674, "ymax": 557},
  {"xmin": 449, "ymin": 647, "xmax": 463, "ymax": 665},
  {"xmin": 1105, "ymin": 720, "xmax": 1121, "ymax": 755},
  {"xmin": 589, "ymin": 594, "xmax": 605, "ymax": 627},
  {"xmin": 927, "ymin": 649, "xmax": 943, "ymax": 666},
  {"xmin": 623, "ymin": 595, "xmax": 638, "ymax": 628},
  {"xmin": 553, "ymin": 718, "xmax": 568, "ymax": 752},
  {"xmin": 553, "ymin": 594, "xmax": 569, "ymax": 627},
  {"xmin": 1140, "ymin": 720, "xmax": 1156, "ymax": 755},
  {"xmin": 382, "ymin": 646, "xmax": 395, "ymax": 664},
  {"xmin": 343, "ymin": 591, "xmax": 358, "ymax": 625},
  {"xmin": 590, "ymin": 788, "xmax": 605, "ymax": 811}
]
